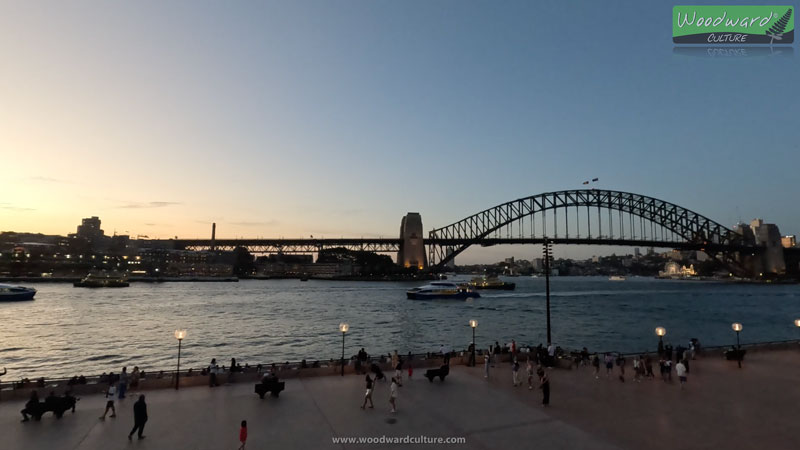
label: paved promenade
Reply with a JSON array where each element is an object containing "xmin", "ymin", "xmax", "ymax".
[{"xmin": 2, "ymin": 349, "xmax": 798, "ymax": 449}]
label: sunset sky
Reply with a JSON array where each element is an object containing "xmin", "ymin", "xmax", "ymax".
[{"xmin": 2, "ymin": 1, "xmax": 798, "ymax": 263}]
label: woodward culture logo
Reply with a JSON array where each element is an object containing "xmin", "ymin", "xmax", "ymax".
[{"xmin": 673, "ymin": 5, "xmax": 794, "ymax": 44}]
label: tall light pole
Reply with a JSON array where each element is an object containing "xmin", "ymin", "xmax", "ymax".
[
  {"xmin": 469, "ymin": 320, "xmax": 478, "ymax": 367},
  {"xmin": 795, "ymin": 319, "xmax": 800, "ymax": 342},
  {"xmin": 174, "ymin": 329, "xmax": 187, "ymax": 390},
  {"xmin": 543, "ymin": 240, "xmax": 553, "ymax": 344},
  {"xmin": 339, "ymin": 323, "xmax": 349, "ymax": 376},
  {"xmin": 655, "ymin": 327, "xmax": 666, "ymax": 355},
  {"xmin": 732, "ymin": 323, "xmax": 743, "ymax": 368}
]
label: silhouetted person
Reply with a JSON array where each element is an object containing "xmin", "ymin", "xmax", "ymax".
[
  {"xmin": 20, "ymin": 390, "xmax": 39, "ymax": 422},
  {"xmin": 128, "ymin": 395, "xmax": 148, "ymax": 440}
]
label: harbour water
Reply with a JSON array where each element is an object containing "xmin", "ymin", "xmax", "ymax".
[{"xmin": 2, "ymin": 277, "xmax": 799, "ymax": 378}]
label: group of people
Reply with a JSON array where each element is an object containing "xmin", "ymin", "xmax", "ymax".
[
  {"xmin": 588, "ymin": 341, "xmax": 695, "ymax": 389},
  {"xmin": 360, "ymin": 349, "xmax": 408, "ymax": 413}
]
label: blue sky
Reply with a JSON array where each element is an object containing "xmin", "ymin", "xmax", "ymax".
[{"xmin": 1, "ymin": 1, "xmax": 798, "ymax": 262}]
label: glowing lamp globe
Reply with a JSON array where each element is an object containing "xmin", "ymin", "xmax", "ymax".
[
  {"xmin": 469, "ymin": 319, "xmax": 478, "ymax": 328},
  {"xmin": 174, "ymin": 329, "xmax": 187, "ymax": 341},
  {"xmin": 732, "ymin": 323, "xmax": 743, "ymax": 332},
  {"xmin": 339, "ymin": 323, "xmax": 349, "ymax": 333},
  {"xmin": 655, "ymin": 327, "xmax": 666, "ymax": 337}
]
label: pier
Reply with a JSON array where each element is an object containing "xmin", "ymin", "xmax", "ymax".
[{"xmin": 2, "ymin": 347, "xmax": 799, "ymax": 449}]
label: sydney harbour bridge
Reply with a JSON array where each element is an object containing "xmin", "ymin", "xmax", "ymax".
[{"xmin": 164, "ymin": 189, "xmax": 796, "ymax": 277}]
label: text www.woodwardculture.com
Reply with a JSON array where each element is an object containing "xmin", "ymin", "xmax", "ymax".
[{"xmin": 331, "ymin": 435, "xmax": 466, "ymax": 445}]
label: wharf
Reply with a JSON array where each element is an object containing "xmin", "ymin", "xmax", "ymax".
[{"xmin": 1, "ymin": 349, "xmax": 798, "ymax": 449}]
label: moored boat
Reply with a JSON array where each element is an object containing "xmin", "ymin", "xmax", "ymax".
[
  {"xmin": 0, "ymin": 284, "xmax": 37, "ymax": 301},
  {"xmin": 609, "ymin": 276, "xmax": 626, "ymax": 281},
  {"xmin": 468, "ymin": 276, "xmax": 515, "ymax": 290},
  {"xmin": 406, "ymin": 282, "xmax": 480, "ymax": 300},
  {"xmin": 74, "ymin": 271, "xmax": 130, "ymax": 288}
]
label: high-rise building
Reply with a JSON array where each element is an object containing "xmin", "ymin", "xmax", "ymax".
[{"xmin": 76, "ymin": 216, "xmax": 104, "ymax": 241}]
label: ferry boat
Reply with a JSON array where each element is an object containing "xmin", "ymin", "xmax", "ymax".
[
  {"xmin": 74, "ymin": 271, "xmax": 130, "ymax": 288},
  {"xmin": 468, "ymin": 276, "xmax": 516, "ymax": 290},
  {"xmin": 0, "ymin": 284, "xmax": 37, "ymax": 301},
  {"xmin": 609, "ymin": 276, "xmax": 626, "ymax": 281},
  {"xmin": 406, "ymin": 282, "xmax": 480, "ymax": 300}
]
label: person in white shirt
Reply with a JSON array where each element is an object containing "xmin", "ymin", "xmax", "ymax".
[
  {"xmin": 99, "ymin": 383, "xmax": 117, "ymax": 419},
  {"xmin": 676, "ymin": 360, "xmax": 687, "ymax": 389},
  {"xmin": 484, "ymin": 351, "xmax": 490, "ymax": 379},
  {"xmin": 389, "ymin": 377, "xmax": 398, "ymax": 413}
]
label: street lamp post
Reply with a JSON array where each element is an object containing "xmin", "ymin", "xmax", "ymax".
[
  {"xmin": 655, "ymin": 327, "xmax": 666, "ymax": 355},
  {"xmin": 174, "ymin": 329, "xmax": 187, "ymax": 390},
  {"xmin": 732, "ymin": 323, "xmax": 743, "ymax": 368},
  {"xmin": 339, "ymin": 323, "xmax": 349, "ymax": 376},
  {"xmin": 795, "ymin": 319, "xmax": 800, "ymax": 336},
  {"xmin": 469, "ymin": 319, "xmax": 478, "ymax": 367},
  {"xmin": 543, "ymin": 240, "xmax": 553, "ymax": 344}
]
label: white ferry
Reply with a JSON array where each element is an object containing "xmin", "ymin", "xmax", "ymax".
[{"xmin": 406, "ymin": 282, "xmax": 480, "ymax": 300}]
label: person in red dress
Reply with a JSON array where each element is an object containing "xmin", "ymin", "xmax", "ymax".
[{"xmin": 238, "ymin": 420, "xmax": 247, "ymax": 449}]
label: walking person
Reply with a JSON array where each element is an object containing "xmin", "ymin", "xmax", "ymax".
[
  {"xmin": 512, "ymin": 359, "xmax": 520, "ymax": 387},
  {"xmin": 118, "ymin": 366, "xmax": 128, "ymax": 399},
  {"xmin": 511, "ymin": 340, "xmax": 517, "ymax": 364},
  {"xmin": 665, "ymin": 358, "xmax": 673, "ymax": 382},
  {"xmin": 676, "ymin": 359, "xmax": 688, "ymax": 389},
  {"xmin": 537, "ymin": 368, "xmax": 550, "ymax": 406},
  {"xmin": 644, "ymin": 355, "xmax": 654, "ymax": 379},
  {"xmin": 361, "ymin": 374, "xmax": 375, "ymax": 409},
  {"xmin": 616, "ymin": 353, "xmax": 626, "ymax": 382},
  {"xmin": 127, "ymin": 395, "xmax": 148, "ymax": 440},
  {"xmin": 407, "ymin": 352, "xmax": 413, "ymax": 379},
  {"xmin": 484, "ymin": 350, "xmax": 490, "ymax": 379},
  {"xmin": 99, "ymin": 383, "xmax": 117, "ymax": 419},
  {"xmin": 238, "ymin": 420, "xmax": 247, "ymax": 450},
  {"xmin": 526, "ymin": 359, "xmax": 535, "ymax": 390},
  {"xmin": 604, "ymin": 353, "xmax": 614, "ymax": 378},
  {"xmin": 547, "ymin": 342, "xmax": 555, "ymax": 367},
  {"xmin": 633, "ymin": 356, "xmax": 641, "ymax": 382},
  {"xmin": 394, "ymin": 356, "xmax": 403, "ymax": 387},
  {"xmin": 592, "ymin": 354, "xmax": 600, "ymax": 379},
  {"xmin": 389, "ymin": 377, "xmax": 398, "ymax": 413}
]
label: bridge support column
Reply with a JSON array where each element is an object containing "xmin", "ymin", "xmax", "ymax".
[{"xmin": 398, "ymin": 213, "xmax": 427, "ymax": 269}]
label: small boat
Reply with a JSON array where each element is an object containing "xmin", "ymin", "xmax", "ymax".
[
  {"xmin": 468, "ymin": 276, "xmax": 516, "ymax": 290},
  {"xmin": 609, "ymin": 276, "xmax": 626, "ymax": 281},
  {"xmin": 74, "ymin": 271, "xmax": 130, "ymax": 288},
  {"xmin": 406, "ymin": 282, "xmax": 480, "ymax": 300},
  {"xmin": 0, "ymin": 284, "xmax": 37, "ymax": 301}
]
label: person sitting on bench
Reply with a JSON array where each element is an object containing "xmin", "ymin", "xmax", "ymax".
[{"xmin": 20, "ymin": 391, "xmax": 40, "ymax": 422}]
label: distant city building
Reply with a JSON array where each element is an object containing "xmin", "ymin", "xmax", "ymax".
[
  {"xmin": 781, "ymin": 235, "xmax": 797, "ymax": 248},
  {"xmin": 76, "ymin": 216, "xmax": 104, "ymax": 241},
  {"xmin": 659, "ymin": 261, "xmax": 697, "ymax": 278},
  {"xmin": 634, "ymin": 248, "xmax": 641, "ymax": 260},
  {"xmin": 591, "ymin": 255, "xmax": 599, "ymax": 263}
]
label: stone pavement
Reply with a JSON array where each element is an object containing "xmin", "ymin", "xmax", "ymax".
[{"xmin": 2, "ymin": 349, "xmax": 798, "ymax": 449}]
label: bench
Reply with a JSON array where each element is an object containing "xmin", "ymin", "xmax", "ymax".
[
  {"xmin": 23, "ymin": 394, "xmax": 78, "ymax": 420},
  {"xmin": 254, "ymin": 379, "xmax": 285, "ymax": 399},
  {"xmin": 724, "ymin": 349, "xmax": 746, "ymax": 361},
  {"xmin": 425, "ymin": 365, "xmax": 450, "ymax": 382}
]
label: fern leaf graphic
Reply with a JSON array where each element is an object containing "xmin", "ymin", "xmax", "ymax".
[{"xmin": 766, "ymin": 8, "xmax": 792, "ymax": 44}]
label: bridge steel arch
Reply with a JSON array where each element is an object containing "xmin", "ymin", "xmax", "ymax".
[{"xmin": 427, "ymin": 189, "xmax": 746, "ymax": 270}]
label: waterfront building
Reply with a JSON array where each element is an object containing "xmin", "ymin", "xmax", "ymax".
[
  {"xmin": 658, "ymin": 261, "xmax": 697, "ymax": 278},
  {"xmin": 781, "ymin": 235, "xmax": 796, "ymax": 248}
]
